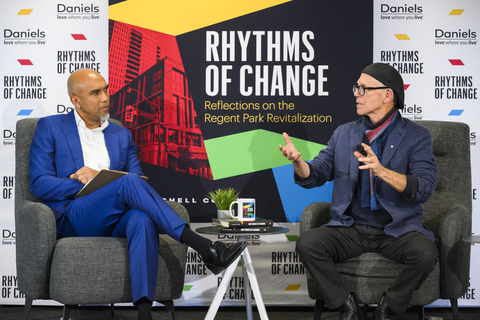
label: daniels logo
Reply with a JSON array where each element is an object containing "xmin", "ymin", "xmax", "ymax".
[
  {"xmin": 3, "ymin": 129, "xmax": 15, "ymax": 146},
  {"xmin": 57, "ymin": 3, "xmax": 99, "ymax": 13},
  {"xmin": 2, "ymin": 229, "xmax": 15, "ymax": 245},
  {"xmin": 380, "ymin": 4, "xmax": 423, "ymax": 20},
  {"xmin": 4, "ymin": 29, "xmax": 46, "ymax": 39},
  {"xmin": 435, "ymin": 29, "xmax": 477, "ymax": 46},
  {"xmin": 471, "ymin": 132, "xmax": 477, "ymax": 147},
  {"xmin": 57, "ymin": 3, "xmax": 100, "ymax": 20},
  {"xmin": 57, "ymin": 104, "xmax": 75, "ymax": 114},
  {"xmin": 399, "ymin": 104, "xmax": 423, "ymax": 120},
  {"xmin": 3, "ymin": 29, "xmax": 47, "ymax": 46}
]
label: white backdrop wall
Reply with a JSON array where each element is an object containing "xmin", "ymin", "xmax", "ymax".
[
  {"xmin": 0, "ymin": 0, "xmax": 108, "ymax": 304},
  {"xmin": 372, "ymin": 0, "xmax": 480, "ymax": 306},
  {"xmin": 1, "ymin": 0, "xmax": 479, "ymax": 309}
]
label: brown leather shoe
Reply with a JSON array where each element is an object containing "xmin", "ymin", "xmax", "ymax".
[
  {"xmin": 374, "ymin": 293, "xmax": 396, "ymax": 320},
  {"xmin": 204, "ymin": 241, "xmax": 247, "ymax": 275},
  {"xmin": 339, "ymin": 293, "xmax": 364, "ymax": 320}
]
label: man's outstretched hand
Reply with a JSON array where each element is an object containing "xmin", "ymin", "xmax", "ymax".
[
  {"xmin": 279, "ymin": 132, "xmax": 310, "ymax": 178},
  {"xmin": 279, "ymin": 132, "xmax": 302, "ymax": 163}
]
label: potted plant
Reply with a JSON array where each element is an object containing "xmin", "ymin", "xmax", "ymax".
[{"xmin": 206, "ymin": 188, "xmax": 240, "ymax": 219}]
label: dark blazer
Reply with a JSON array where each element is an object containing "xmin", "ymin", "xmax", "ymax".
[
  {"xmin": 296, "ymin": 116, "xmax": 438, "ymax": 241},
  {"xmin": 29, "ymin": 111, "xmax": 142, "ymax": 219}
]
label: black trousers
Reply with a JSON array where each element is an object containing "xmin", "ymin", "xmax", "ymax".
[{"xmin": 295, "ymin": 226, "xmax": 438, "ymax": 313}]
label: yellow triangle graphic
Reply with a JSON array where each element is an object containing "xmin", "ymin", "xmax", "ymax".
[{"xmin": 109, "ymin": 0, "xmax": 292, "ymax": 36}]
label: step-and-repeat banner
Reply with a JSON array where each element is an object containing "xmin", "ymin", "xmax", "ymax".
[
  {"xmin": 0, "ymin": 0, "xmax": 108, "ymax": 304},
  {"xmin": 1, "ymin": 0, "xmax": 479, "ymax": 309},
  {"xmin": 372, "ymin": 0, "xmax": 480, "ymax": 306}
]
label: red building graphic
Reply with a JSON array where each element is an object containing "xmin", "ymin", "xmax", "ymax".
[{"xmin": 109, "ymin": 20, "xmax": 212, "ymax": 179}]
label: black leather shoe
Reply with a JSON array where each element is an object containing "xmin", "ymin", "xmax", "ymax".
[
  {"xmin": 339, "ymin": 292, "xmax": 364, "ymax": 320},
  {"xmin": 374, "ymin": 293, "xmax": 396, "ymax": 320},
  {"xmin": 204, "ymin": 241, "xmax": 247, "ymax": 275}
]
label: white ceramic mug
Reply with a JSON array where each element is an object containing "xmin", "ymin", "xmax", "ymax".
[{"xmin": 229, "ymin": 198, "xmax": 256, "ymax": 221}]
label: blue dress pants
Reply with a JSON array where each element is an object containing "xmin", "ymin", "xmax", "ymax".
[{"xmin": 59, "ymin": 174, "xmax": 187, "ymax": 304}]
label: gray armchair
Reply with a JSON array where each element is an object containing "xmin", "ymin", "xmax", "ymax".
[
  {"xmin": 300, "ymin": 121, "xmax": 471, "ymax": 320},
  {"xmin": 15, "ymin": 117, "xmax": 189, "ymax": 320}
]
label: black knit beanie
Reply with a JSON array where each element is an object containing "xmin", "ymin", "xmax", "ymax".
[{"xmin": 362, "ymin": 63, "xmax": 404, "ymax": 109}]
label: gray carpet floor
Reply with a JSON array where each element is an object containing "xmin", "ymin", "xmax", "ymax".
[{"xmin": 0, "ymin": 305, "xmax": 479, "ymax": 320}]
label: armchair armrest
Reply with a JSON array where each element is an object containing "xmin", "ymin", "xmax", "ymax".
[
  {"xmin": 300, "ymin": 202, "xmax": 331, "ymax": 234},
  {"xmin": 15, "ymin": 200, "xmax": 57, "ymax": 299},
  {"xmin": 438, "ymin": 204, "xmax": 471, "ymax": 299}
]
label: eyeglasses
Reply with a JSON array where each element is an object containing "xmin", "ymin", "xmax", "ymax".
[{"xmin": 352, "ymin": 84, "xmax": 389, "ymax": 96}]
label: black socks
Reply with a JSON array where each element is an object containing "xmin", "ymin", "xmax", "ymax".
[
  {"xmin": 180, "ymin": 225, "xmax": 213, "ymax": 260},
  {"xmin": 136, "ymin": 297, "xmax": 152, "ymax": 320}
]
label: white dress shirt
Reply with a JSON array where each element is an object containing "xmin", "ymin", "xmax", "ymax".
[{"xmin": 74, "ymin": 109, "xmax": 110, "ymax": 171}]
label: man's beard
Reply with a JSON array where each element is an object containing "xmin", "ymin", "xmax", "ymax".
[{"xmin": 100, "ymin": 113, "xmax": 110, "ymax": 122}]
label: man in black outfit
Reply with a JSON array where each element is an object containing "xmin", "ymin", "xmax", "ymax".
[{"xmin": 279, "ymin": 63, "xmax": 438, "ymax": 320}]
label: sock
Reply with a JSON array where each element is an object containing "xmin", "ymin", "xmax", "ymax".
[
  {"xmin": 136, "ymin": 297, "xmax": 152, "ymax": 320},
  {"xmin": 180, "ymin": 225, "xmax": 213, "ymax": 260}
]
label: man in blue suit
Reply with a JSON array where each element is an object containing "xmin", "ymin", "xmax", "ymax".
[
  {"xmin": 29, "ymin": 68, "xmax": 246, "ymax": 320},
  {"xmin": 279, "ymin": 63, "xmax": 438, "ymax": 320}
]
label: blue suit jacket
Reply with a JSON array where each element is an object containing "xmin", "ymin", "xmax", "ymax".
[
  {"xmin": 29, "ymin": 111, "xmax": 143, "ymax": 219},
  {"xmin": 296, "ymin": 116, "xmax": 438, "ymax": 241}
]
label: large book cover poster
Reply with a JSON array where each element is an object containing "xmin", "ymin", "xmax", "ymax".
[{"xmin": 108, "ymin": 0, "xmax": 373, "ymax": 222}]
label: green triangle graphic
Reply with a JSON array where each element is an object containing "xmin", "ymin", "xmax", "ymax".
[{"xmin": 204, "ymin": 129, "xmax": 326, "ymax": 180}]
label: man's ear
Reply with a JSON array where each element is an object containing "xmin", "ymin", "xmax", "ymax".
[
  {"xmin": 384, "ymin": 88, "xmax": 394, "ymax": 105},
  {"xmin": 70, "ymin": 95, "xmax": 80, "ymax": 109}
]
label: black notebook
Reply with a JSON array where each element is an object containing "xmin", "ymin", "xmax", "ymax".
[{"xmin": 75, "ymin": 169, "xmax": 148, "ymax": 199}]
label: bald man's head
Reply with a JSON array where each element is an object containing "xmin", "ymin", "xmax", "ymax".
[
  {"xmin": 67, "ymin": 68, "xmax": 104, "ymax": 97},
  {"xmin": 67, "ymin": 68, "xmax": 110, "ymax": 129}
]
